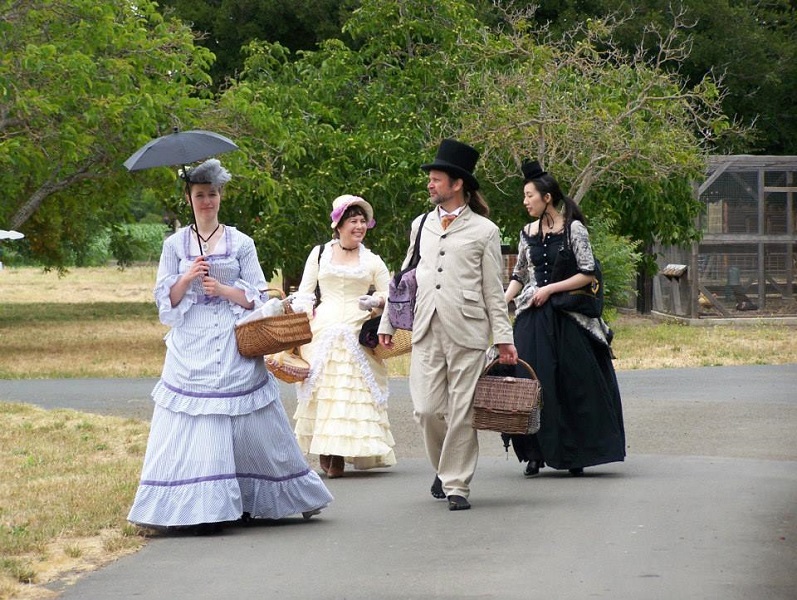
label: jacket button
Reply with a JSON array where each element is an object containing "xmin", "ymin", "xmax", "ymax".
[
  {"xmin": 438, "ymin": 268, "xmax": 443, "ymax": 272},
  {"xmin": 441, "ymin": 234, "xmax": 447, "ymax": 239},
  {"xmin": 435, "ymin": 284, "xmax": 441, "ymax": 289},
  {"xmin": 439, "ymin": 251, "xmax": 445, "ymax": 256}
]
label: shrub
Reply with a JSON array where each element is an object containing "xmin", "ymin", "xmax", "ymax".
[
  {"xmin": 77, "ymin": 224, "xmax": 167, "ymax": 268},
  {"xmin": 109, "ymin": 224, "xmax": 168, "ymax": 266},
  {"xmin": 589, "ymin": 216, "xmax": 641, "ymax": 311}
]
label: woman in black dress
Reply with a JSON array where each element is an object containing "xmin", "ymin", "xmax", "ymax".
[{"xmin": 502, "ymin": 160, "xmax": 625, "ymax": 477}]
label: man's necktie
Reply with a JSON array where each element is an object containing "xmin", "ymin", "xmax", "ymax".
[{"xmin": 441, "ymin": 214, "xmax": 457, "ymax": 230}]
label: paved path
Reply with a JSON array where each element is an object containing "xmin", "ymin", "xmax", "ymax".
[{"xmin": 1, "ymin": 365, "xmax": 795, "ymax": 599}]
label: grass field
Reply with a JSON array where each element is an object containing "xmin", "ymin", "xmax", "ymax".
[
  {"xmin": 0, "ymin": 265, "xmax": 795, "ymax": 599},
  {"xmin": 1, "ymin": 266, "xmax": 796, "ymax": 379}
]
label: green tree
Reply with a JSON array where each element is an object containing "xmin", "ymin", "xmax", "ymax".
[
  {"xmin": 214, "ymin": 0, "xmax": 483, "ymax": 280},
  {"xmin": 510, "ymin": 0, "xmax": 797, "ymax": 155},
  {"xmin": 154, "ymin": 0, "xmax": 795, "ymax": 156},
  {"xmin": 458, "ymin": 7, "xmax": 739, "ymax": 195},
  {"xmin": 0, "ymin": 0, "xmax": 214, "ymax": 268},
  {"xmin": 155, "ymin": 0, "xmax": 360, "ymax": 88},
  {"xmin": 217, "ymin": 0, "xmax": 746, "ymax": 310},
  {"xmin": 452, "ymin": 7, "xmax": 744, "ymax": 253}
]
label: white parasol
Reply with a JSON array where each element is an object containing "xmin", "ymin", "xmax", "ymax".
[{"xmin": 0, "ymin": 230, "xmax": 25, "ymax": 240}]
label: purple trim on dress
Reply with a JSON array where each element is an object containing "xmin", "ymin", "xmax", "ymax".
[
  {"xmin": 160, "ymin": 375, "xmax": 270, "ymax": 398},
  {"xmin": 140, "ymin": 468, "xmax": 313, "ymax": 487},
  {"xmin": 237, "ymin": 468, "xmax": 313, "ymax": 482},
  {"xmin": 141, "ymin": 473, "xmax": 237, "ymax": 486}
]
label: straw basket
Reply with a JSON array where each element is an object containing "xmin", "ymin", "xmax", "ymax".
[
  {"xmin": 265, "ymin": 348, "xmax": 310, "ymax": 383},
  {"xmin": 235, "ymin": 290, "xmax": 312, "ymax": 358},
  {"xmin": 373, "ymin": 328, "xmax": 412, "ymax": 360},
  {"xmin": 472, "ymin": 359, "xmax": 542, "ymax": 435}
]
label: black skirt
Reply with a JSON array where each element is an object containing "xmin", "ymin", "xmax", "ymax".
[{"xmin": 503, "ymin": 303, "xmax": 625, "ymax": 470}]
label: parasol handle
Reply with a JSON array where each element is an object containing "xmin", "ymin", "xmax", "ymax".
[{"xmin": 180, "ymin": 162, "xmax": 202, "ymax": 256}]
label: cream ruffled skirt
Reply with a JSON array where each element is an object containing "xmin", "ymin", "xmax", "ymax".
[{"xmin": 294, "ymin": 330, "xmax": 396, "ymax": 470}]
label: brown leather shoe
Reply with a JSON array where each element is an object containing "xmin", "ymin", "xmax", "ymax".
[
  {"xmin": 327, "ymin": 455, "xmax": 345, "ymax": 478},
  {"xmin": 319, "ymin": 454, "xmax": 331, "ymax": 474}
]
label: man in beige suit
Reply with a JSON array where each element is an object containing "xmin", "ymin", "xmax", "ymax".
[{"xmin": 379, "ymin": 139, "xmax": 517, "ymax": 511}]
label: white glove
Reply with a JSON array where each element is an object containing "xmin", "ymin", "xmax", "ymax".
[{"xmin": 358, "ymin": 295, "xmax": 381, "ymax": 311}]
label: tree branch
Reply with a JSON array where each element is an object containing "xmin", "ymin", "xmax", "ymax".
[{"xmin": 10, "ymin": 167, "xmax": 95, "ymax": 230}]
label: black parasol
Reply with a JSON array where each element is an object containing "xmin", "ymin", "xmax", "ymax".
[
  {"xmin": 124, "ymin": 128, "xmax": 238, "ymax": 172},
  {"xmin": 123, "ymin": 127, "xmax": 239, "ymax": 252}
]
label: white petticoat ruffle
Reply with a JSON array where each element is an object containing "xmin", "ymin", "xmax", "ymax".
[{"xmin": 297, "ymin": 324, "xmax": 388, "ymax": 406}]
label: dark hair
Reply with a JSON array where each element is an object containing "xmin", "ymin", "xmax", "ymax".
[
  {"xmin": 333, "ymin": 205, "xmax": 368, "ymax": 238},
  {"xmin": 525, "ymin": 172, "xmax": 585, "ymax": 238},
  {"xmin": 442, "ymin": 172, "xmax": 490, "ymax": 217},
  {"xmin": 466, "ymin": 189, "xmax": 490, "ymax": 217}
]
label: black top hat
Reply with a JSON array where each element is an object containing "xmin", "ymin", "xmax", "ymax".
[
  {"xmin": 521, "ymin": 159, "xmax": 547, "ymax": 182},
  {"xmin": 421, "ymin": 139, "xmax": 480, "ymax": 190}
]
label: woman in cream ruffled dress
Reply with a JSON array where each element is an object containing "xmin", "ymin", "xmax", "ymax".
[{"xmin": 294, "ymin": 195, "xmax": 396, "ymax": 478}]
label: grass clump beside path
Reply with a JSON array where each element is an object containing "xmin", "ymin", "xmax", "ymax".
[
  {"xmin": 609, "ymin": 315, "xmax": 797, "ymax": 369},
  {"xmin": 0, "ymin": 302, "xmax": 167, "ymax": 379},
  {"xmin": 0, "ymin": 403, "xmax": 151, "ymax": 600}
]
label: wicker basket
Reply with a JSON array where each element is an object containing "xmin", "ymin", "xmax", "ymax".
[
  {"xmin": 265, "ymin": 348, "xmax": 310, "ymax": 383},
  {"xmin": 472, "ymin": 359, "xmax": 542, "ymax": 435},
  {"xmin": 373, "ymin": 328, "xmax": 412, "ymax": 360},
  {"xmin": 235, "ymin": 290, "xmax": 312, "ymax": 358}
]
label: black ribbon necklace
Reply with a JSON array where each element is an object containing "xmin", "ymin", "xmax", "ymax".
[
  {"xmin": 339, "ymin": 241, "xmax": 359, "ymax": 252},
  {"xmin": 540, "ymin": 207, "xmax": 562, "ymax": 236},
  {"xmin": 194, "ymin": 223, "xmax": 221, "ymax": 253}
]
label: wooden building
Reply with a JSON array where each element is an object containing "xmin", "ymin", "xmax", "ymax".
[{"xmin": 654, "ymin": 155, "xmax": 797, "ymax": 320}]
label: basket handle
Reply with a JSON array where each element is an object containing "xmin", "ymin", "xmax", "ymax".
[
  {"xmin": 261, "ymin": 288, "xmax": 286, "ymax": 300},
  {"xmin": 260, "ymin": 287, "xmax": 295, "ymax": 314},
  {"xmin": 482, "ymin": 358, "xmax": 539, "ymax": 381},
  {"xmin": 269, "ymin": 347, "xmax": 302, "ymax": 364}
]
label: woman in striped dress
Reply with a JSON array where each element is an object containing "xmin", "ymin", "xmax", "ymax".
[{"xmin": 127, "ymin": 159, "xmax": 332, "ymax": 533}]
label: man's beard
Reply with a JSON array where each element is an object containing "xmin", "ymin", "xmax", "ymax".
[{"xmin": 429, "ymin": 191, "xmax": 451, "ymax": 206}]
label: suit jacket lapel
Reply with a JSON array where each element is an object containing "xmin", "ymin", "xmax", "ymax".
[{"xmin": 429, "ymin": 210, "xmax": 445, "ymax": 234}]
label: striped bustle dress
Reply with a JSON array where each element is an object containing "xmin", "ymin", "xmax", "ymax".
[{"xmin": 127, "ymin": 226, "xmax": 332, "ymax": 528}]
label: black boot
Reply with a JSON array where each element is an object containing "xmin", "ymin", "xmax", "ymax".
[
  {"xmin": 524, "ymin": 460, "xmax": 543, "ymax": 478},
  {"xmin": 430, "ymin": 475, "xmax": 445, "ymax": 499}
]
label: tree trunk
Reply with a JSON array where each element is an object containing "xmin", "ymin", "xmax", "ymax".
[
  {"xmin": 281, "ymin": 273, "xmax": 302, "ymax": 296},
  {"xmin": 635, "ymin": 242, "xmax": 654, "ymax": 313},
  {"xmin": 10, "ymin": 169, "xmax": 93, "ymax": 229},
  {"xmin": 10, "ymin": 186, "xmax": 51, "ymax": 230}
]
